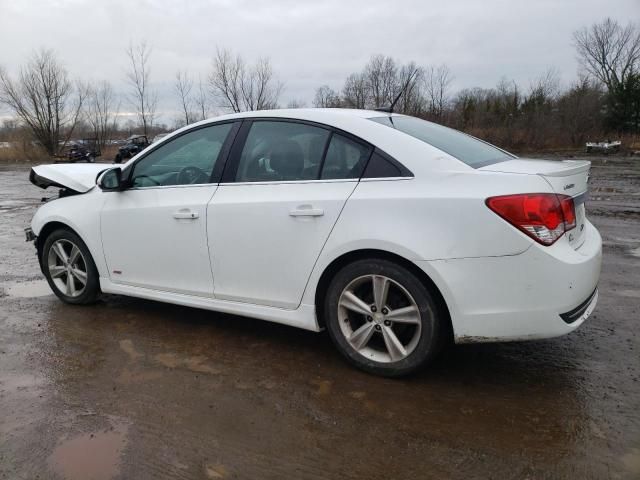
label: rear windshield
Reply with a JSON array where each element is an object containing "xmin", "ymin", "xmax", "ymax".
[{"xmin": 369, "ymin": 116, "xmax": 514, "ymax": 168}]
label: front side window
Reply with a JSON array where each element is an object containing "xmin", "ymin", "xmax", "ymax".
[
  {"xmin": 235, "ymin": 121, "xmax": 330, "ymax": 182},
  {"xmin": 369, "ymin": 116, "xmax": 513, "ymax": 168},
  {"xmin": 131, "ymin": 123, "xmax": 233, "ymax": 187}
]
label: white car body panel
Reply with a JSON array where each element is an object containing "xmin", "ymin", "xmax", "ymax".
[
  {"xmin": 208, "ymin": 180, "xmax": 358, "ymax": 309},
  {"xmin": 29, "ymin": 108, "xmax": 602, "ymax": 343},
  {"xmin": 101, "ymin": 185, "xmax": 218, "ymax": 296}
]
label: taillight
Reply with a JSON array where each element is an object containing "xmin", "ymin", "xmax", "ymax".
[{"xmin": 486, "ymin": 193, "xmax": 576, "ymax": 246}]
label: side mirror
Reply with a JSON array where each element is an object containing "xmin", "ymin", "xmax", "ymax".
[{"xmin": 98, "ymin": 167, "xmax": 123, "ymax": 191}]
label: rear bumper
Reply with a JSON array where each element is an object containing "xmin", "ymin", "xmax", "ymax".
[{"xmin": 417, "ymin": 220, "xmax": 602, "ymax": 343}]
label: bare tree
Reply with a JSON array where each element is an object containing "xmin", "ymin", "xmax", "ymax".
[
  {"xmin": 342, "ymin": 73, "xmax": 368, "ymax": 109},
  {"xmin": 529, "ymin": 68, "xmax": 561, "ymax": 100},
  {"xmin": 194, "ymin": 76, "xmax": 209, "ymax": 121},
  {"xmin": 85, "ymin": 80, "xmax": 118, "ymax": 149},
  {"xmin": 209, "ymin": 48, "xmax": 282, "ymax": 112},
  {"xmin": 396, "ymin": 62, "xmax": 424, "ymax": 115},
  {"xmin": 174, "ymin": 70, "xmax": 194, "ymax": 126},
  {"xmin": 364, "ymin": 55, "xmax": 398, "ymax": 107},
  {"xmin": 125, "ymin": 41, "xmax": 157, "ymax": 136},
  {"xmin": 313, "ymin": 85, "xmax": 341, "ymax": 108},
  {"xmin": 574, "ymin": 18, "xmax": 640, "ymax": 131},
  {"xmin": 0, "ymin": 49, "xmax": 85, "ymax": 155},
  {"xmin": 286, "ymin": 99, "xmax": 307, "ymax": 108},
  {"xmin": 424, "ymin": 64, "xmax": 453, "ymax": 120},
  {"xmin": 574, "ymin": 18, "xmax": 640, "ymax": 92}
]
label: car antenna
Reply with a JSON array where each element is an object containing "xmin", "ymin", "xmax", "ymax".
[{"xmin": 374, "ymin": 69, "xmax": 418, "ymax": 115}]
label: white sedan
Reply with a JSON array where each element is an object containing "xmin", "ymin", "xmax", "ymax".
[{"xmin": 27, "ymin": 109, "xmax": 602, "ymax": 376}]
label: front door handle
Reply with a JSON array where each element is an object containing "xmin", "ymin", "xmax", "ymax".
[
  {"xmin": 173, "ymin": 209, "xmax": 199, "ymax": 220},
  {"xmin": 289, "ymin": 205, "xmax": 324, "ymax": 217}
]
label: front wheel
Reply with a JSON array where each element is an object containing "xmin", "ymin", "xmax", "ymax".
[
  {"xmin": 324, "ymin": 259, "xmax": 444, "ymax": 377},
  {"xmin": 42, "ymin": 229, "xmax": 100, "ymax": 304}
]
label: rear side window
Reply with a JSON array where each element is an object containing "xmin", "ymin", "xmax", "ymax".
[
  {"xmin": 320, "ymin": 134, "xmax": 371, "ymax": 180},
  {"xmin": 369, "ymin": 116, "xmax": 513, "ymax": 168},
  {"xmin": 235, "ymin": 121, "xmax": 330, "ymax": 182},
  {"xmin": 363, "ymin": 152, "xmax": 401, "ymax": 178}
]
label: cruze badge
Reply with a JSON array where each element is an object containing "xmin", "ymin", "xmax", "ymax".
[{"xmin": 564, "ymin": 183, "xmax": 575, "ymax": 190}]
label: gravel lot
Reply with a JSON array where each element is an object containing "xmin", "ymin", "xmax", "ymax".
[{"xmin": 1, "ymin": 156, "xmax": 639, "ymax": 479}]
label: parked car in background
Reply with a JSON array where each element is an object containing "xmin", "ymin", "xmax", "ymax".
[
  {"xmin": 65, "ymin": 138, "xmax": 101, "ymax": 163},
  {"xmin": 114, "ymin": 135, "xmax": 149, "ymax": 163},
  {"xmin": 26, "ymin": 109, "xmax": 601, "ymax": 376},
  {"xmin": 586, "ymin": 140, "xmax": 621, "ymax": 154}
]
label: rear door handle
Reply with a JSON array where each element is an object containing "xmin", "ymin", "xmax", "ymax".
[
  {"xmin": 173, "ymin": 209, "xmax": 199, "ymax": 220},
  {"xmin": 289, "ymin": 205, "xmax": 324, "ymax": 217}
]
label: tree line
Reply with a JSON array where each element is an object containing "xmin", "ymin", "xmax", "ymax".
[{"xmin": 0, "ymin": 17, "xmax": 638, "ymax": 157}]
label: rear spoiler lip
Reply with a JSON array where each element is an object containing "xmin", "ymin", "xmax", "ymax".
[
  {"xmin": 480, "ymin": 159, "xmax": 591, "ymax": 177},
  {"xmin": 541, "ymin": 161, "xmax": 591, "ymax": 177}
]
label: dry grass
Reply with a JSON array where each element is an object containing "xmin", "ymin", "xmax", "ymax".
[{"xmin": 0, "ymin": 143, "xmax": 50, "ymax": 164}]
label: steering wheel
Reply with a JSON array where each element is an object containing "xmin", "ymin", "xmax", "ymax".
[{"xmin": 177, "ymin": 166, "xmax": 209, "ymax": 185}]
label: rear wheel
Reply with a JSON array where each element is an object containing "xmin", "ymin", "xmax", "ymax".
[
  {"xmin": 324, "ymin": 259, "xmax": 443, "ymax": 377},
  {"xmin": 42, "ymin": 229, "xmax": 100, "ymax": 305},
  {"xmin": 114, "ymin": 153, "xmax": 122, "ymax": 163}
]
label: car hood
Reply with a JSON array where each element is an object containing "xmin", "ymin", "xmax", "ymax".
[{"xmin": 30, "ymin": 163, "xmax": 110, "ymax": 193}]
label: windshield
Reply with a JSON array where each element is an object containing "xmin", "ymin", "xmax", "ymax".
[{"xmin": 369, "ymin": 116, "xmax": 514, "ymax": 168}]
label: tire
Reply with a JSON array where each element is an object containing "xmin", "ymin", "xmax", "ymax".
[
  {"xmin": 114, "ymin": 153, "xmax": 122, "ymax": 163},
  {"xmin": 324, "ymin": 258, "xmax": 444, "ymax": 377},
  {"xmin": 87, "ymin": 155, "xmax": 95, "ymax": 163},
  {"xmin": 42, "ymin": 228, "xmax": 100, "ymax": 305}
]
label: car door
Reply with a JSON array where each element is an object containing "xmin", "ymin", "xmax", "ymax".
[
  {"xmin": 101, "ymin": 122, "xmax": 237, "ymax": 296},
  {"xmin": 208, "ymin": 119, "xmax": 372, "ymax": 309}
]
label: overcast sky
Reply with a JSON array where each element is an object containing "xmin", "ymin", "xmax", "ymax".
[{"xmin": 0, "ymin": 0, "xmax": 638, "ymax": 123}]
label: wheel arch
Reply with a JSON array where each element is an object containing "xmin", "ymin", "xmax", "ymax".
[
  {"xmin": 36, "ymin": 221, "xmax": 84, "ymax": 269},
  {"xmin": 313, "ymin": 249, "xmax": 453, "ymax": 342}
]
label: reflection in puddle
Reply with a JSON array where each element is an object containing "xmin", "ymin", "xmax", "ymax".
[
  {"xmin": 5, "ymin": 280, "xmax": 52, "ymax": 298},
  {"xmin": 48, "ymin": 420, "xmax": 129, "ymax": 480}
]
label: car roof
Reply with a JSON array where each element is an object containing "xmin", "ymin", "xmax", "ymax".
[{"xmin": 208, "ymin": 108, "xmax": 402, "ymax": 124}]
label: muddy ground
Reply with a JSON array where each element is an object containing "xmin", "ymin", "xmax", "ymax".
[{"xmin": 0, "ymin": 156, "xmax": 639, "ymax": 479}]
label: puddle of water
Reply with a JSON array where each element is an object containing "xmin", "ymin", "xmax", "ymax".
[
  {"xmin": 48, "ymin": 420, "xmax": 129, "ymax": 480},
  {"xmin": 5, "ymin": 280, "xmax": 53, "ymax": 298}
]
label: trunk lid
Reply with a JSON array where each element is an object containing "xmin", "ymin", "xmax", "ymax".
[
  {"xmin": 30, "ymin": 163, "xmax": 109, "ymax": 194},
  {"xmin": 481, "ymin": 158, "xmax": 590, "ymax": 249}
]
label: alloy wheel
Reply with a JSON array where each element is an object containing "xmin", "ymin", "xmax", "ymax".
[
  {"xmin": 47, "ymin": 239, "xmax": 88, "ymax": 298},
  {"xmin": 337, "ymin": 274, "xmax": 423, "ymax": 363}
]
